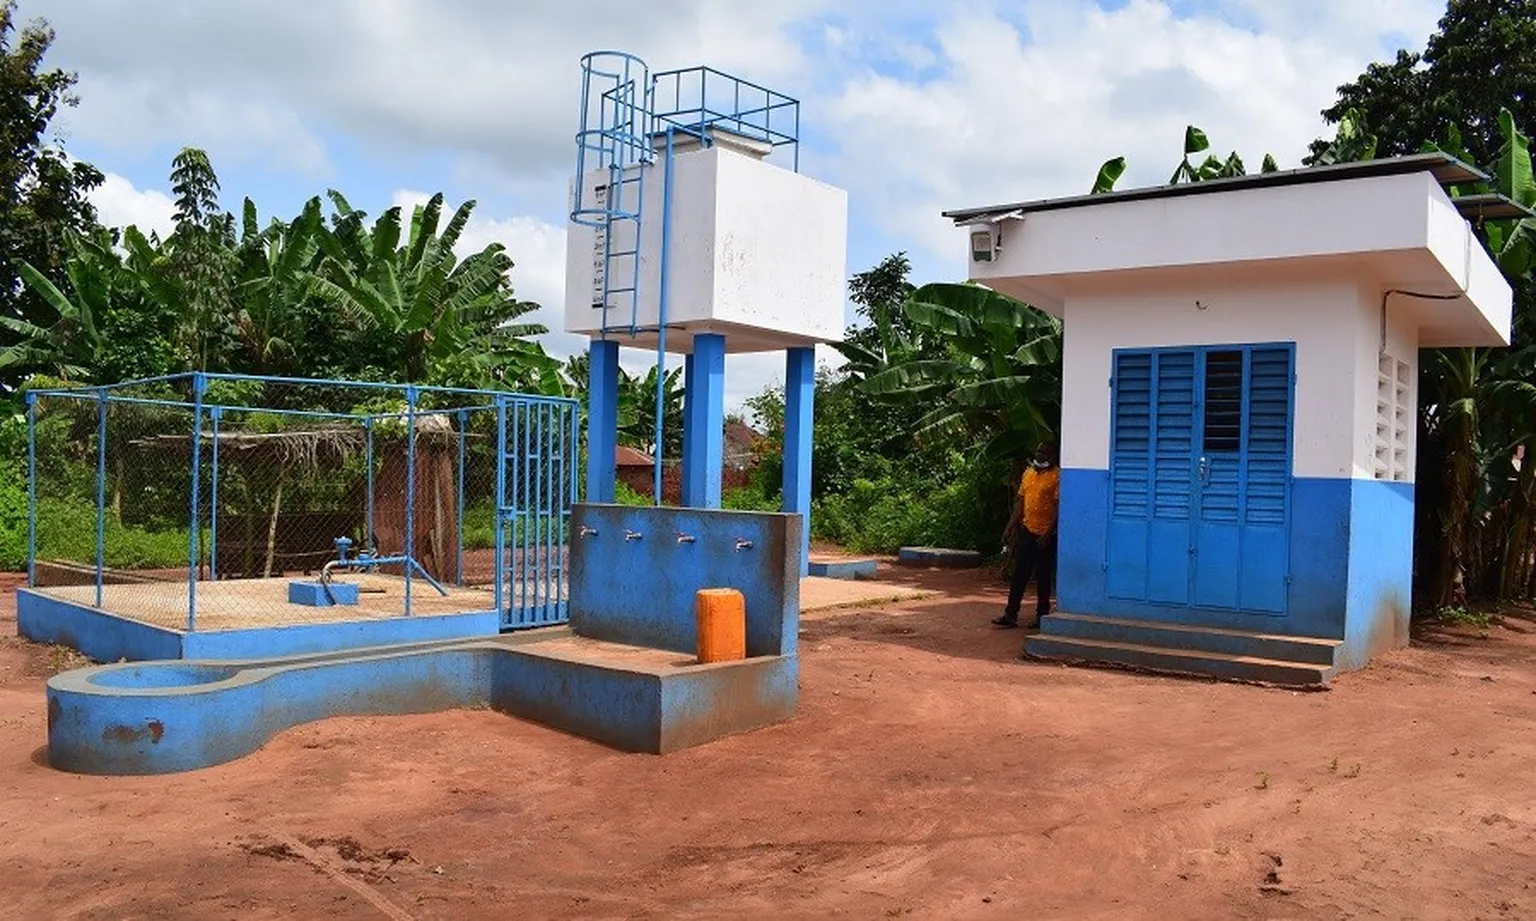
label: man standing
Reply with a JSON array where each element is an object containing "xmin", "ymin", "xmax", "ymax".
[{"xmin": 992, "ymin": 442, "xmax": 1060, "ymax": 629}]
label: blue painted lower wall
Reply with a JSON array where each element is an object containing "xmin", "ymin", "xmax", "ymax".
[
  {"xmin": 1059, "ymin": 468, "xmax": 1414, "ymax": 655},
  {"xmin": 18, "ymin": 590, "xmax": 183, "ymax": 662},
  {"xmin": 16, "ymin": 588, "xmax": 501, "ymax": 663},
  {"xmin": 1343, "ymin": 479, "xmax": 1415, "ymax": 669}
]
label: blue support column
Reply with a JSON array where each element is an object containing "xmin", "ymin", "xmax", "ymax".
[
  {"xmin": 680, "ymin": 352, "xmax": 695, "ymax": 499},
  {"xmin": 209, "ymin": 407, "xmax": 222, "ymax": 580},
  {"xmin": 456, "ymin": 409, "xmax": 467, "ymax": 586},
  {"xmin": 186, "ymin": 373, "xmax": 206, "ymax": 631},
  {"xmin": 682, "ymin": 333, "xmax": 725, "ymax": 508},
  {"xmin": 94, "ymin": 388, "xmax": 107, "ymax": 609},
  {"xmin": 586, "ymin": 339, "xmax": 620, "ymax": 503},
  {"xmin": 404, "ymin": 385, "xmax": 418, "ymax": 616},
  {"xmin": 784, "ymin": 347, "xmax": 815, "ymax": 577}
]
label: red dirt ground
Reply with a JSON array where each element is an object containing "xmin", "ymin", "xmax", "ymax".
[{"xmin": 1, "ymin": 566, "xmax": 1534, "ymax": 920}]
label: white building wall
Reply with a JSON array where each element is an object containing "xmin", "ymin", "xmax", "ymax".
[
  {"xmin": 1351, "ymin": 278, "xmax": 1421, "ymax": 484},
  {"xmin": 1060, "ymin": 272, "xmax": 1374, "ymax": 480},
  {"xmin": 564, "ymin": 144, "xmax": 846, "ymax": 348}
]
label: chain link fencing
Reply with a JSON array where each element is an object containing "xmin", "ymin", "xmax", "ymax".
[{"xmin": 25, "ymin": 374, "xmax": 578, "ymax": 635}]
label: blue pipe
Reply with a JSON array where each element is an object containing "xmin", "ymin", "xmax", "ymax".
[
  {"xmin": 186, "ymin": 374, "xmax": 206, "ymax": 631},
  {"xmin": 456, "ymin": 409, "xmax": 467, "ymax": 587},
  {"xmin": 493, "ymin": 396, "xmax": 507, "ymax": 622},
  {"xmin": 654, "ymin": 126, "xmax": 676, "ymax": 506},
  {"xmin": 25, "ymin": 393, "xmax": 36, "ymax": 588},
  {"xmin": 209, "ymin": 407, "xmax": 221, "ymax": 581},
  {"xmin": 404, "ymin": 386, "xmax": 417, "ymax": 617},
  {"xmin": 94, "ymin": 388, "xmax": 106, "ymax": 609},
  {"xmin": 321, "ymin": 552, "xmax": 448, "ymax": 597},
  {"xmin": 32, "ymin": 376, "xmax": 578, "ymax": 409}
]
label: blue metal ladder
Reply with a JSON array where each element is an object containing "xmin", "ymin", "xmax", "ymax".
[{"xmin": 572, "ymin": 52, "xmax": 654, "ymax": 338}]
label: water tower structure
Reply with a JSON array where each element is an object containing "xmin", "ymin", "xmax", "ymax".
[{"xmin": 565, "ymin": 53, "xmax": 848, "ymax": 573}]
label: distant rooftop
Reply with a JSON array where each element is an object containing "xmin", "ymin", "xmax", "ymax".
[{"xmin": 943, "ymin": 153, "xmax": 1533, "ymax": 225}]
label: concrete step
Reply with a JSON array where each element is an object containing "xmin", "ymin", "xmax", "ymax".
[
  {"xmin": 1024, "ymin": 635, "xmax": 1337, "ymax": 687},
  {"xmin": 1041, "ymin": 613, "xmax": 1342, "ymax": 667}
]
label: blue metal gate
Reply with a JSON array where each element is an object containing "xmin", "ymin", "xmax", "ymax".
[{"xmin": 499, "ymin": 396, "xmax": 580, "ymax": 629}]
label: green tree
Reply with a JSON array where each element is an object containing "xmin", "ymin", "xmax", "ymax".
[
  {"xmin": 0, "ymin": 1, "xmax": 104, "ymax": 385},
  {"xmin": 165, "ymin": 148, "xmax": 237, "ymax": 371},
  {"xmin": 617, "ymin": 364, "xmax": 683, "ymax": 457},
  {"xmin": 1312, "ymin": 0, "xmax": 1536, "ymax": 168},
  {"xmin": 863, "ymin": 283, "xmax": 1062, "ymax": 465},
  {"xmin": 313, "ymin": 192, "xmax": 556, "ymax": 389},
  {"xmin": 3, "ymin": 226, "xmax": 178, "ymax": 383}
]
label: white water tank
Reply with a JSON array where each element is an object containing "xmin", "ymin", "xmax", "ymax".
[{"xmin": 564, "ymin": 127, "xmax": 847, "ymax": 354}]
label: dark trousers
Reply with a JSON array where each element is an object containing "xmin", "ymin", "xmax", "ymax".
[{"xmin": 1004, "ymin": 529, "xmax": 1056, "ymax": 622}]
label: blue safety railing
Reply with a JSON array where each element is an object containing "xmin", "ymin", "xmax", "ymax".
[{"xmin": 24, "ymin": 373, "xmax": 578, "ymax": 633}]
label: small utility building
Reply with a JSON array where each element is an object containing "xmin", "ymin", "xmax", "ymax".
[{"xmin": 945, "ymin": 155, "xmax": 1519, "ymax": 684}]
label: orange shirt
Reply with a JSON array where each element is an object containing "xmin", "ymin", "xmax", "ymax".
[{"xmin": 1018, "ymin": 466, "xmax": 1061, "ymax": 536}]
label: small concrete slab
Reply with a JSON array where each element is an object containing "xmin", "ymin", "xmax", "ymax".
[
  {"xmin": 807, "ymin": 556, "xmax": 878, "ymax": 580},
  {"xmin": 897, "ymin": 546, "xmax": 983, "ymax": 568},
  {"xmin": 800, "ymin": 577, "xmax": 928, "ymax": 616}
]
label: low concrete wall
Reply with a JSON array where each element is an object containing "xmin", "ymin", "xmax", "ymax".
[
  {"xmin": 568, "ymin": 504, "xmax": 800, "ymax": 658},
  {"xmin": 46, "ymin": 633, "xmax": 797, "ymax": 774}
]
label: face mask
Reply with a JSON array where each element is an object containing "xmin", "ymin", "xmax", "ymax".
[{"xmin": 1031, "ymin": 457, "xmax": 1052, "ymax": 470}]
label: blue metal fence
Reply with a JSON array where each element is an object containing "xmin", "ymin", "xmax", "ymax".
[{"xmin": 25, "ymin": 374, "xmax": 578, "ymax": 633}]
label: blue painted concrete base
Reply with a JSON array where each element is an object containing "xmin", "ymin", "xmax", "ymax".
[
  {"xmin": 807, "ymin": 558, "xmax": 877, "ymax": 580},
  {"xmin": 17, "ymin": 588, "xmax": 500, "ymax": 662},
  {"xmin": 46, "ymin": 632, "xmax": 799, "ymax": 774},
  {"xmin": 287, "ymin": 580, "xmax": 359, "ymax": 606}
]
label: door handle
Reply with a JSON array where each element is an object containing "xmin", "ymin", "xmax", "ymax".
[{"xmin": 1197, "ymin": 456, "xmax": 1209, "ymax": 483}]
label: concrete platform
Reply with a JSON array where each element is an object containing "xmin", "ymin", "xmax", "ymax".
[
  {"xmin": 800, "ymin": 575, "xmax": 927, "ymax": 614},
  {"xmin": 1024, "ymin": 613, "xmax": 1343, "ymax": 687}
]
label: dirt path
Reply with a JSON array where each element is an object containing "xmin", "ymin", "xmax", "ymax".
[{"xmin": 0, "ymin": 566, "xmax": 1533, "ymax": 919}]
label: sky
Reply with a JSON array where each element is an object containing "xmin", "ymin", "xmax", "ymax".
[{"xmin": 29, "ymin": 0, "xmax": 1445, "ymax": 412}]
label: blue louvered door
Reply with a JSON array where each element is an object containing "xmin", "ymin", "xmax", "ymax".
[{"xmin": 1107, "ymin": 344, "xmax": 1293, "ymax": 615}]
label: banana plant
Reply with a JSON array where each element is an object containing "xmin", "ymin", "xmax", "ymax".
[
  {"xmin": 860, "ymin": 282, "xmax": 1062, "ymax": 461},
  {"xmin": 1310, "ymin": 108, "xmax": 1379, "ymax": 167},
  {"xmin": 311, "ymin": 192, "xmax": 551, "ymax": 385},
  {"xmin": 1169, "ymin": 125, "xmax": 1279, "ymax": 183}
]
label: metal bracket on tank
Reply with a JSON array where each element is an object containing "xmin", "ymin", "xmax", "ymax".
[
  {"xmin": 676, "ymin": 532, "xmax": 696, "ymax": 545},
  {"xmin": 734, "ymin": 538, "xmax": 754, "ymax": 552},
  {"xmin": 579, "ymin": 525, "xmax": 599, "ymax": 539},
  {"xmin": 623, "ymin": 529, "xmax": 643, "ymax": 542}
]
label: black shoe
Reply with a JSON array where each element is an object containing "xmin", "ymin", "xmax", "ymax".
[{"xmin": 991, "ymin": 615, "xmax": 1019, "ymax": 628}]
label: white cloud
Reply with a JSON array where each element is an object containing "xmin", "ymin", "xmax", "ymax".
[
  {"xmin": 45, "ymin": 0, "xmax": 1452, "ymax": 410},
  {"xmin": 38, "ymin": 0, "xmax": 830, "ymax": 190},
  {"xmin": 821, "ymin": 0, "xmax": 1446, "ymax": 271},
  {"xmin": 90, "ymin": 172, "xmax": 177, "ymax": 239}
]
